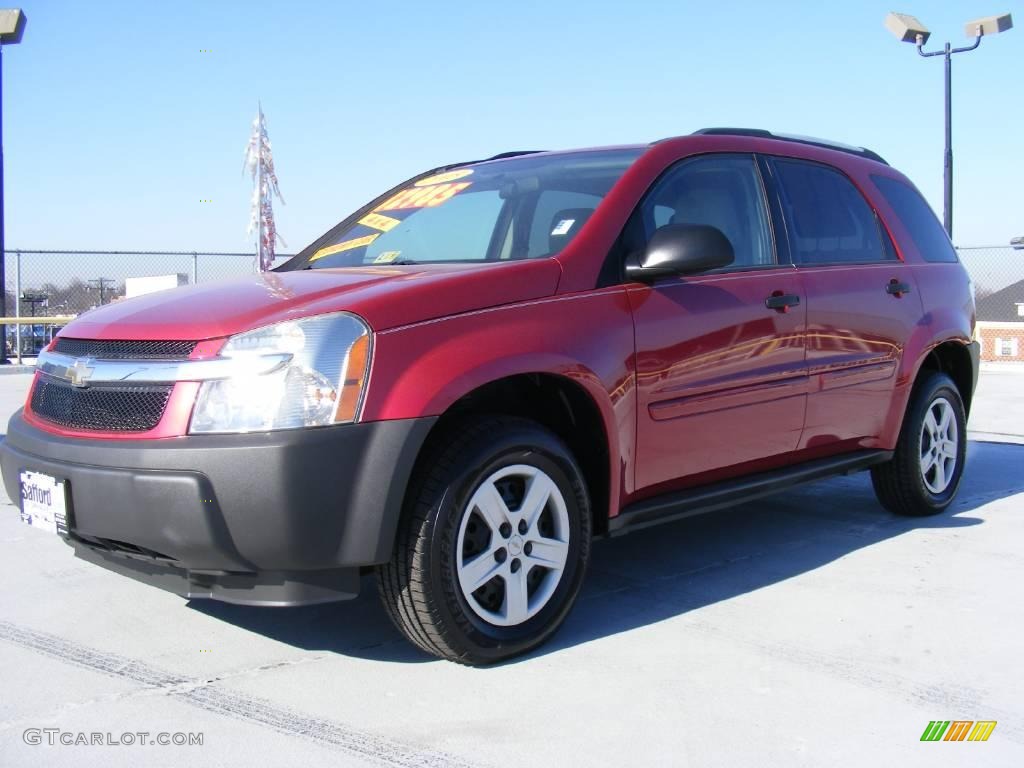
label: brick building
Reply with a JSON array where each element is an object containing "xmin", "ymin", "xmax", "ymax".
[{"xmin": 975, "ymin": 279, "xmax": 1024, "ymax": 362}]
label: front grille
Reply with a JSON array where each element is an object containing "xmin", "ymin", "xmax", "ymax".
[
  {"xmin": 53, "ymin": 337, "xmax": 196, "ymax": 360},
  {"xmin": 31, "ymin": 376, "xmax": 172, "ymax": 432}
]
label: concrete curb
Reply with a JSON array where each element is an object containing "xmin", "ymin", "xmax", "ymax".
[
  {"xmin": 0, "ymin": 365, "xmax": 35, "ymax": 376},
  {"xmin": 980, "ymin": 361, "xmax": 1024, "ymax": 372}
]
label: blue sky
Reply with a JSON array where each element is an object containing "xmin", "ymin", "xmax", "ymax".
[{"xmin": 4, "ymin": 0, "xmax": 1021, "ymax": 255}]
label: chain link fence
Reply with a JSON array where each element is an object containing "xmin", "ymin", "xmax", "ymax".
[
  {"xmin": 1, "ymin": 250, "xmax": 293, "ymax": 361},
  {"xmin": 960, "ymin": 245, "xmax": 1024, "ymax": 363},
  {"xmin": 956, "ymin": 246, "xmax": 1023, "ymax": 317},
  {"xmin": 1, "ymin": 245, "xmax": 1021, "ymax": 361}
]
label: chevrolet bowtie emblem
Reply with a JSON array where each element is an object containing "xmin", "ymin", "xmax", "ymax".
[{"xmin": 68, "ymin": 358, "xmax": 96, "ymax": 388}]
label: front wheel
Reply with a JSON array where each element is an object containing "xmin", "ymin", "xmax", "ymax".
[
  {"xmin": 377, "ymin": 416, "xmax": 591, "ymax": 665},
  {"xmin": 871, "ymin": 372, "xmax": 967, "ymax": 516}
]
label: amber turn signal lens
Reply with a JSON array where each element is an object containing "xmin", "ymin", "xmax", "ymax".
[{"xmin": 336, "ymin": 334, "xmax": 370, "ymax": 422}]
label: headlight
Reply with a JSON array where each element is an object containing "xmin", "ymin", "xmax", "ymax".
[{"xmin": 189, "ymin": 313, "xmax": 371, "ymax": 434}]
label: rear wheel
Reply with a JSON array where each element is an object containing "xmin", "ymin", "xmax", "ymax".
[
  {"xmin": 377, "ymin": 416, "xmax": 591, "ymax": 665},
  {"xmin": 871, "ymin": 372, "xmax": 967, "ymax": 516}
]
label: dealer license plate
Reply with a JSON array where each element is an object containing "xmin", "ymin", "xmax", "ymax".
[{"xmin": 19, "ymin": 470, "xmax": 69, "ymax": 535}]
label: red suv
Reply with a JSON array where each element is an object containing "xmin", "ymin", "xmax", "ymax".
[{"xmin": 2, "ymin": 128, "xmax": 979, "ymax": 664}]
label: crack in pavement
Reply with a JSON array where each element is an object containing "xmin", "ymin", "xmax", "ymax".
[{"xmin": 0, "ymin": 620, "xmax": 481, "ymax": 768}]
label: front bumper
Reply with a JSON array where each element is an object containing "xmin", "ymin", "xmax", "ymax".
[{"xmin": 1, "ymin": 412, "xmax": 436, "ymax": 605}]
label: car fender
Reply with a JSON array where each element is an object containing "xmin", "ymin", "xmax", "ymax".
[
  {"xmin": 360, "ymin": 289, "xmax": 638, "ymax": 517},
  {"xmin": 883, "ymin": 322, "xmax": 973, "ymax": 448}
]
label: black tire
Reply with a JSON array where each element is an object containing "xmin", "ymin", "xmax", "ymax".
[
  {"xmin": 377, "ymin": 415, "xmax": 592, "ymax": 665},
  {"xmin": 871, "ymin": 372, "xmax": 967, "ymax": 516}
]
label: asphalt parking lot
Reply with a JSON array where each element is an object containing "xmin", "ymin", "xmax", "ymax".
[{"xmin": 1, "ymin": 367, "xmax": 1022, "ymax": 767}]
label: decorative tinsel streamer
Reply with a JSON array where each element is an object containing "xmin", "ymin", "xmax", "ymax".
[{"xmin": 244, "ymin": 103, "xmax": 286, "ymax": 272}]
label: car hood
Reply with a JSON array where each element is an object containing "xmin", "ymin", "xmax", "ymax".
[{"xmin": 60, "ymin": 259, "xmax": 562, "ymax": 341}]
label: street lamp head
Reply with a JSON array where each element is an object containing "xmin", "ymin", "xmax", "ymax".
[
  {"xmin": 965, "ymin": 13, "xmax": 1013, "ymax": 38},
  {"xmin": 0, "ymin": 8, "xmax": 25, "ymax": 45},
  {"xmin": 885, "ymin": 12, "xmax": 931, "ymax": 44}
]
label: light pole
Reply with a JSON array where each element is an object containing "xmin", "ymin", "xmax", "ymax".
[
  {"xmin": 20, "ymin": 290, "xmax": 45, "ymax": 316},
  {"xmin": 20, "ymin": 289, "xmax": 43, "ymax": 355},
  {"xmin": 0, "ymin": 8, "xmax": 26, "ymax": 364},
  {"xmin": 885, "ymin": 12, "xmax": 1013, "ymax": 239}
]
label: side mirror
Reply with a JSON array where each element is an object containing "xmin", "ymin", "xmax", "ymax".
[{"xmin": 625, "ymin": 224, "xmax": 734, "ymax": 281}]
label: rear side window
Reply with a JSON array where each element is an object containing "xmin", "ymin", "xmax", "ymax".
[
  {"xmin": 772, "ymin": 158, "xmax": 894, "ymax": 265},
  {"xmin": 871, "ymin": 175, "xmax": 958, "ymax": 263}
]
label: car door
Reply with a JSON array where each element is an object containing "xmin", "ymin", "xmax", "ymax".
[
  {"xmin": 626, "ymin": 154, "xmax": 808, "ymax": 494},
  {"xmin": 766, "ymin": 156, "xmax": 923, "ymax": 449}
]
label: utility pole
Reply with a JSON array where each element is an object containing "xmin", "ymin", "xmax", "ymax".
[
  {"xmin": 0, "ymin": 10, "xmax": 28, "ymax": 364},
  {"xmin": 88, "ymin": 277, "xmax": 115, "ymax": 306}
]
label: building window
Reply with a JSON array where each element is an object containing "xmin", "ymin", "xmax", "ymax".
[
  {"xmin": 994, "ymin": 337, "xmax": 1019, "ymax": 357},
  {"xmin": 1016, "ymin": 303, "xmax": 1024, "ymax": 318}
]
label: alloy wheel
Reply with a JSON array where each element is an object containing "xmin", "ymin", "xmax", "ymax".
[
  {"xmin": 919, "ymin": 396, "xmax": 959, "ymax": 495},
  {"xmin": 455, "ymin": 464, "xmax": 570, "ymax": 627}
]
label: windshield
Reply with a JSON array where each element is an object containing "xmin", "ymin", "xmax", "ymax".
[{"xmin": 290, "ymin": 148, "xmax": 643, "ymax": 269}]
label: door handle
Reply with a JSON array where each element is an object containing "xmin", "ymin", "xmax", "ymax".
[
  {"xmin": 765, "ymin": 292, "xmax": 800, "ymax": 312},
  {"xmin": 886, "ymin": 280, "xmax": 912, "ymax": 297}
]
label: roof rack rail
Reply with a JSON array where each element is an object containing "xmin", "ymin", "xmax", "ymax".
[
  {"xmin": 687, "ymin": 127, "xmax": 888, "ymax": 166},
  {"xmin": 484, "ymin": 150, "xmax": 545, "ymax": 161},
  {"xmin": 440, "ymin": 150, "xmax": 545, "ymax": 172}
]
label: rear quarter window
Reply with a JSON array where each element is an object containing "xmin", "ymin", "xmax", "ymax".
[{"xmin": 871, "ymin": 175, "xmax": 958, "ymax": 263}]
